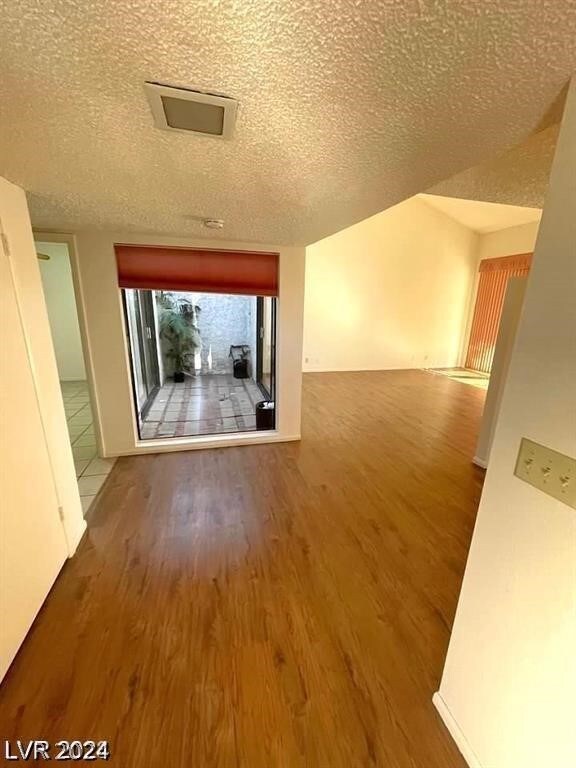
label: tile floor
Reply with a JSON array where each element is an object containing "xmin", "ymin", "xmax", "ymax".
[
  {"xmin": 140, "ymin": 373, "xmax": 268, "ymax": 439},
  {"xmin": 61, "ymin": 380, "xmax": 116, "ymax": 513}
]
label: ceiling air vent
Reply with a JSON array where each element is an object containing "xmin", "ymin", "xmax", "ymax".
[{"xmin": 144, "ymin": 82, "xmax": 238, "ymax": 139}]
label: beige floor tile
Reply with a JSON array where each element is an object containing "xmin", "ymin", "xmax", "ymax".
[
  {"xmin": 78, "ymin": 474, "xmax": 107, "ymax": 496},
  {"xmin": 68, "ymin": 424, "xmax": 88, "ymax": 437},
  {"xmin": 64, "ymin": 405, "xmax": 84, "ymax": 415},
  {"xmin": 72, "ymin": 445, "xmax": 97, "ymax": 460},
  {"xmin": 68, "ymin": 414, "xmax": 93, "ymax": 427},
  {"xmin": 84, "ymin": 457, "xmax": 116, "ymax": 476},
  {"xmin": 81, "ymin": 495, "xmax": 96, "ymax": 514},
  {"xmin": 74, "ymin": 434, "xmax": 97, "ymax": 447},
  {"xmin": 74, "ymin": 459, "xmax": 90, "ymax": 477}
]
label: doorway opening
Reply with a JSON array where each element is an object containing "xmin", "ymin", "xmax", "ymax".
[
  {"xmin": 428, "ymin": 252, "xmax": 533, "ymax": 391},
  {"xmin": 123, "ymin": 288, "xmax": 277, "ymax": 440},
  {"xmin": 465, "ymin": 252, "xmax": 532, "ymax": 375},
  {"xmin": 36, "ymin": 240, "xmax": 115, "ymax": 512}
]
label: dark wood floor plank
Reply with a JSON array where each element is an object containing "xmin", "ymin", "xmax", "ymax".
[{"xmin": 0, "ymin": 370, "xmax": 484, "ymax": 767}]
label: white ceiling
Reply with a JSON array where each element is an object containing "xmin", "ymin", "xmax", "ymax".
[
  {"xmin": 419, "ymin": 195, "xmax": 542, "ymax": 234},
  {"xmin": 0, "ymin": 1, "xmax": 574, "ymax": 246}
]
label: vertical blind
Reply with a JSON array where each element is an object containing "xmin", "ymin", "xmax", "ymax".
[
  {"xmin": 115, "ymin": 244, "xmax": 279, "ymax": 297},
  {"xmin": 465, "ymin": 253, "xmax": 532, "ymax": 374}
]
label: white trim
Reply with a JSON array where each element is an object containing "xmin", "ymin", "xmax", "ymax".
[
  {"xmin": 33, "ymin": 231, "xmax": 106, "ymax": 459},
  {"xmin": 472, "ymin": 455, "xmax": 488, "ymax": 469},
  {"xmin": 433, "ymin": 692, "xmax": 483, "ymax": 768},
  {"xmin": 144, "ymin": 82, "xmax": 238, "ymax": 139},
  {"xmin": 108, "ymin": 431, "xmax": 301, "ymax": 457}
]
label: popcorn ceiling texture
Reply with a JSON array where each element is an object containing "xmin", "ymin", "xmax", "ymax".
[
  {"xmin": 0, "ymin": 0, "xmax": 574, "ymax": 246},
  {"xmin": 428, "ymin": 124, "xmax": 559, "ymax": 209}
]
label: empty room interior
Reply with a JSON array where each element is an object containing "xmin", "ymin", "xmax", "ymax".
[{"xmin": 0, "ymin": 3, "xmax": 575, "ymax": 767}]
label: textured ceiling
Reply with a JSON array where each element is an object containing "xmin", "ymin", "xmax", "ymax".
[
  {"xmin": 0, "ymin": 1, "xmax": 575, "ymax": 246},
  {"xmin": 419, "ymin": 194, "xmax": 542, "ymax": 233},
  {"xmin": 427, "ymin": 124, "xmax": 559, "ymax": 209}
]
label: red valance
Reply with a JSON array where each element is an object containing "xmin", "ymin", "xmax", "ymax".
[
  {"xmin": 115, "ymin": 244, "xmax": 279, "ymax": 297},
  {"xmin": 478, "ymin": 252, "xmax": 532, "ymax": 273}
]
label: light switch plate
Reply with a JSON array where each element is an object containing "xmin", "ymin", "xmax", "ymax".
[{"xmin": 514, "ymin": 438, "xmax": 576, "ymax": 510}]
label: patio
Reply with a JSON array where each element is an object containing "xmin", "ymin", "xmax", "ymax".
[{"xmin": 140, "ymin": 373, "xmax": 265, "ymax": 439}]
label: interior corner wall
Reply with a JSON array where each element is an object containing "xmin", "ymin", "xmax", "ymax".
[
  {"xmin": 303, "ymin": 196, "xmax": 478, "ymax": 372},
  {"xmin": 476, "ymin": 220, "xmax": 541, "ymax": 262},
  {"xmin": 73, "ymin": 232, "xmax": 305, "ymax": 456},
  {"xmin": 435, "ymin": 78, "xmax": 576, "ymax": 768}
]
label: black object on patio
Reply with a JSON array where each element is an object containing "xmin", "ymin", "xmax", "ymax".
[
  {"xmin": 255, "ymin": 401, "xmax": 275, "ymax": 430},
  {"xmin": 230, "ymin": 345, "xmax": 250, "ymax": 379}
]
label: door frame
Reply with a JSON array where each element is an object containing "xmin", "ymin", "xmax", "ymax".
[
  {"xmin": 33, "ymin": 230, "xmax": 105, "ymax": 458},
  {"xmin": 256, "ymin": 296, "xmax": 277, "ymax": 400},
  {"xmin": 121, "ymin": 290, "xmax": 161, "ymax": 428},
  {"xmin": 135, "ymin": 290, "xmax": 160, "ymax": 419}
]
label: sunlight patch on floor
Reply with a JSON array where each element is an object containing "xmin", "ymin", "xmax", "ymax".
[{"xmin": 426, "ymin": 367, "xmax": 490, "ymax": 390}]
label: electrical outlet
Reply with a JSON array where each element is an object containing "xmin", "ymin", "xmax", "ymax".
[{"xmin": 514, "ymin": 438, "xmax": 576, "ymax": 510}]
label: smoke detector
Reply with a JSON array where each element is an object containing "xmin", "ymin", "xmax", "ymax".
[
  {"xmin": 203, "ymin": 218, "xmax": 224, "ymax": 230},
  {"xmin": 144, "ymin": 82, "xmax": 238, "ymax": 139}
]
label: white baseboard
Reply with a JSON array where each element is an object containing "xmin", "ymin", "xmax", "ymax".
[
  {"xmin": 472, "ymin": 455, "xmax": 488, "ymax": 469},
  {"xmin": 106, "ymin": 432, "xmax": 302, "ymax": 457},
  {"xmin": 433, "ymin": 692, "xmax": 483, "ymax": 768}
]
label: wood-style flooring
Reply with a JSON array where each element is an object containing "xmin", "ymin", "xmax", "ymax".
[{"xmin": 0, "ymin": 370, "xmax": 485, "ymax": 767}]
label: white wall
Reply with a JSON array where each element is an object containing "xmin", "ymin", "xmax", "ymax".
[
  {"xmin": 36, "ymin": 241, "xmax": 86, "ymax": 381},
  {"xmin": 476, "ymin": 220, "xmax": 541, "ymax": 261},
  {"xmin": 473, "ymin": 277, "xmax": 527, "ymax": 468},
  {"xmin": 303, "ymin": 196, "xmax": 479, "ymax": 372},
  {"xmin": 0, "ymin": 178, "xmax": 86, "ymax": 554},
  {"xmin": 73, "ymin": 232, "xmax": 305, "ymax": 456},
  {"xmin": 435, "ymin": 79, "xmax": 576, "ymax": 768}
]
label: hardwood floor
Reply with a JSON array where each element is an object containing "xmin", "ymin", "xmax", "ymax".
[{"xmin": 0, "ymin": 371, "xmax": 485, "ymax": 767}]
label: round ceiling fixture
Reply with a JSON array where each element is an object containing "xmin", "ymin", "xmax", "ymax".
[{"xmin": 203, "ymin": 218, "xmax": 224, "ymax": 229}]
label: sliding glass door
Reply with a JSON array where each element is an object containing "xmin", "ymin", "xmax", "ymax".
[
  {"xmin": 256, "ymin": 296, "xmax": 276, "ymax": 399},
  {"xmin": 116, "ymin": 243, "xmax": 279, "ymax": 439},
  {"xmin": 124, "ymin": 290, "xmax": 160, "ymax": 419}
]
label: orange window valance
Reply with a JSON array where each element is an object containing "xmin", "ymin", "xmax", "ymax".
[{"xmin": 115, "ymin": 244, "xmax": 279, "ymax": 297}]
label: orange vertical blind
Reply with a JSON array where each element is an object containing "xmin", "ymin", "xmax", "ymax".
[{"xmin": 465, "ymin": 253, "xmax": 532, "ymax": 374}]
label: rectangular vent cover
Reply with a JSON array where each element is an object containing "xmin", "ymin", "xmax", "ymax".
[{"xmin": 144, "ymin": 82, "xmax": 237, "ymax": 139}]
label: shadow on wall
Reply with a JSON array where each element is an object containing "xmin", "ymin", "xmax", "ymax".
[{"xmin": 156, "ymin": 291, "xmax": 257, "ymax": 379}]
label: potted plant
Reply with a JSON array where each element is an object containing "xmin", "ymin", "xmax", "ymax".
[{"xmin": 158, "ymin": 294, "xmax": 201, "ymax": 382}]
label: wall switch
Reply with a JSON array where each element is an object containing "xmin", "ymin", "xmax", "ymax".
[{"xmin": 514, "ymin": 438, "xmax": 576, "ymax": 510}]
